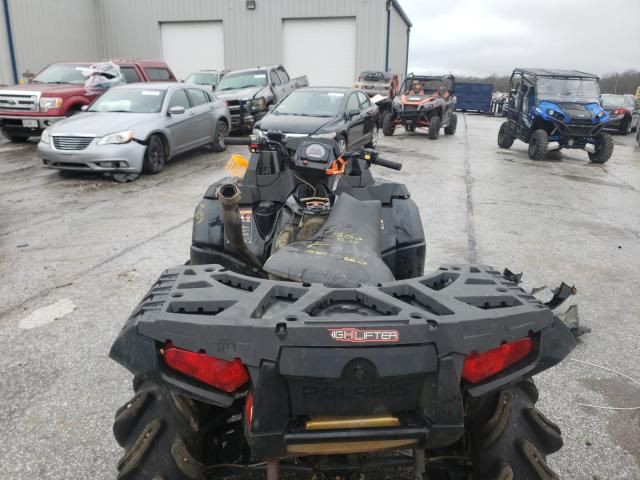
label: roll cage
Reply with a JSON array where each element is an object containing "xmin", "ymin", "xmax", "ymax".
[
  {"xmin": 402, "ymin": 74, "xmax": 455, "ymax": 96},
  {"xmin": 508, "ymin": 68, "xmax": 600, "ymax": 105}
]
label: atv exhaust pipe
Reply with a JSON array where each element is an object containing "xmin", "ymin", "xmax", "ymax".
[{"xmin": 218, "ymin": 183, "xmax": 263, "ymax": 270}]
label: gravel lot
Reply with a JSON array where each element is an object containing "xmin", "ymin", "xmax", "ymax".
[{"xmin": 0, "ymin": 115, "xmax": 638, "ymax": 479}]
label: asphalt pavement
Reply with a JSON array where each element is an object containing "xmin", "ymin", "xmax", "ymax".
[{"xmin": 0, "ymin": 116, "xmax": 638, "ymax": 479}]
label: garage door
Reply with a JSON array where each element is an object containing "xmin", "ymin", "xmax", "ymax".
[
  {"xmin": 283, "ymin": 18, "xmax": 356, "ymax": 87},
  {"xmin": 160, "ymin": 21, "xmax": 224, "ymax": 80}
]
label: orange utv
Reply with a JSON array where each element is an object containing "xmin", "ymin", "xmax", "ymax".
[{"xmin": 383, "ymin": 74, "xmax": 457, "ymax": 139}]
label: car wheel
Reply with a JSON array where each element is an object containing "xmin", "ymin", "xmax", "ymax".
[
  {"xmin": 212, "ymin": 121, "xmax": 228, "ymax": 152},
  {"xmin": 365, "ymin": 127, "xmax": 379, "ymax": 148},
  {"xmin": 619, "ymin": 118, "xmax": 631, "ymax": 135},
  {"xmin": 428, "ymin": 116, "xmax": 441, "ymax": 140},
  {"xmin": 1, "ymin": 128, "xmax": 30, "ymax": 142},
  {"xmin": 143, "ymin": 135, "xmax": 166, "ymax": 174},
  {"xmin": 527, "ymin": 129, "xmax": 548, "ymax": 160},
  {"xmin": 337, "ymin": 134, "xmax": 348, "ymax": 154}
]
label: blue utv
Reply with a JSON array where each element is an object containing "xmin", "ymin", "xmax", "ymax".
[{"xmin": 498, "ymin": 68, "xmax": 614, "ymax": 163}]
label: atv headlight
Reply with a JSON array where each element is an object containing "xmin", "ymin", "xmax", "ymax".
[
  {"xmin": 311, "ymin": 131, "xmax": 337, "ymax": 139},
  {"xmin": 596, "ymin": 111, "xmax": 605, "ymax": 118},
  {"xmin": 547, "ymin": 109, "xmax": 555, "ymax": 116},
  {"xmin": 39, "ymin": 97, "xmax": 63, "ymax": 112},
  {"xmin": 40, "ymin": 128, "xmax": 51, "ymax": 144},
  {"xmin": 97, "ymin": 130, "xmax": 133, "ymax": 145}
]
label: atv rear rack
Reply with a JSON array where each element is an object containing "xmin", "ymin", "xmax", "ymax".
[{"xmin": 112, "ymin": 263, "xmax": 575, "ymax": 395}]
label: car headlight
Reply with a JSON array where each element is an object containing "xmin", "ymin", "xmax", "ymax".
[
  {"xmin": 251, "ymin": 97, "xmax": 266, "ymax": 111},
  {"xmin": 40, "ymin": 128, "xmax": 50, "ymax": 144},
  {"xmin": 39, "ymin": 97, "xmax": 63, "ymax": 112},
  {"xmin": 311, "ymin": 132, "xmax": 337, "ymax": 139},
  {"xmin": 97, "ymin": 130, "xmax": 134, "ymax": 145}
]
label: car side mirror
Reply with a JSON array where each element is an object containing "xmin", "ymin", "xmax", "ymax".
[
  {"xmin": 211, "ymin": 85, "xmax": 216, "ymax": 91},
  {"xmin": 80, "ymin": 105, "xmax": 88, "ymax": 112},
  {"xmin": 267, "ymin": 104, "xmax": 275, "ymax": 112},
  {"xmin": 168, "ymin": 106, "xmax": 186, "ymax": 115}
]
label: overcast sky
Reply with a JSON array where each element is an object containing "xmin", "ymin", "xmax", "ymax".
[{"xmin": 401, "ymin": 0, "xmax": 640, "ymax": 77}]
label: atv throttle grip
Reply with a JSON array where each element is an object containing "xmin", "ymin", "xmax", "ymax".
[
  {"xmin": 375, "ymin": 157, "xmax": 402, "ymax": 171},
  {"xmin": 225, "ymin": 137, "xmax": 252, "ymax": 146}
]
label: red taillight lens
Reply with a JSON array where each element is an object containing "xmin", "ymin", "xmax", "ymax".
[
  {"xmin": 245, "ymin": 392, "xmax": 254, "ymax": 429},
  {"xmin": 163, "ymin": 346, "xmax": 249, "ymax": 393},
  {"xmin": 462, "ymin": 338, "xmax": 533, "ymax": 384},
  {"xmin": 612, "ymin": 108, "xmax": 628, "ymax": 116}
]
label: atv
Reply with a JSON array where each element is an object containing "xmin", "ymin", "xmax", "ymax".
[
  {"xmin": 382, "ymin": 74, "xmax": 457, "ymax": 139},
  {"xmin": 498, "ymin": 68, "xmax": 615, "ymax": 163},
  {"xmin": 110, "ymin": 132, "xmax": 578, "ymax": 480}
]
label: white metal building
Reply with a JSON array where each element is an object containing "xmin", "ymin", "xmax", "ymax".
[{"xmin": 1, "ymin": 0, "xmax": 411, "ymax": 87}]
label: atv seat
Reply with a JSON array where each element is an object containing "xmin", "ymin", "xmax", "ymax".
[{"xmin": 263, "ymin": 193, "xmax": 395, "ymax": 288}]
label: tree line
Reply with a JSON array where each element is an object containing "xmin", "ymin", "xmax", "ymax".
[{"xmin": 457, "ymin": 70, "xmax": 640, "ymax": 95}]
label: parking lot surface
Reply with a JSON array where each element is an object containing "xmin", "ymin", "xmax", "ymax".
[{"xmin": 1, "ymin": 115, "xmax": 639, "ymax": 479}]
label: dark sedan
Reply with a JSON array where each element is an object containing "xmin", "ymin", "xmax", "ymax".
[
  {"xmin": 601, "ymin": 94, "xmax": 640, "ymax": 135},
  {"xmin": 255, "ymin": 87, "xmax": 378, "ymax": 152}
]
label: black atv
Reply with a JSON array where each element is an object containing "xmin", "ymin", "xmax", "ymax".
[{"xmin": 110, "ymin": 133, "xmax": 577, "ymax": 480}]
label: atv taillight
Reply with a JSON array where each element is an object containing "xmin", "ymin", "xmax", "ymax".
[
  {"xmin": 612, "ymin": 108, "xmax": 628, "ymax": 116},
  {"xmin": 462, "ymin": 337, "xmax": 533, "ymax": 384},
  {"xmin": 163, "ymin": 345, "xmax": 249, "ymax": 393}
]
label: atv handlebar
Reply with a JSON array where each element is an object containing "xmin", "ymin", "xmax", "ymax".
[
  {"xmin": 357, "ymin": 148, "xmax": 402, "ymax": 171},
  {"xmin": 224, "ymin": 137, "xmax": 252, "ymax": 146},
  {"xmin": 373, "ymin": 156, "xmax": 402, "ymax": 171},
  {"xmin": 225, "ymin": 135, "xmax": 402, "ymax": 171}
]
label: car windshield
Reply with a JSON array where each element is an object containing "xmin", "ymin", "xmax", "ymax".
[
  {"xmin": 32, "ymin": 64, "xmax": 87, "ymax": 85},
  {"xmin": 217, "ymin": 71, "xmax": 267, "ymax": 91},
  {"xmin": 536, "ymin": 77, "xmax": 600, "ymax": 103},
  {"xmin": 273, "ymin": 90, "xmax": 344, "ymax": 117},
  {"xmin": 88, "ymin": 88, "xmax": 166, "ymax": 113},
  {"xmin": 185, "ymin": 73, "xmax": 218, "ymax": 86},
  {"xmin": 402, "ymin": 78, "xmax": 445, "ymax": 96},
  {"xmin": 601, "ymin": 95, "xmax": 625, "ymax": 108}
]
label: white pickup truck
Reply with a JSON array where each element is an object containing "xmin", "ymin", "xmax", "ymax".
[{"xmin": 215, "ymin": 65, "xmax": 308, "ymax": 132}]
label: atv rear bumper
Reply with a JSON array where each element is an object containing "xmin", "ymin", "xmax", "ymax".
[{"xmin": 110, "ymin": 264, "xmax": 576, "ymax": 459}]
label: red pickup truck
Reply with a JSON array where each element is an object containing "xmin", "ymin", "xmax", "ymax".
[{"xmin": 0, "ymin": 59, "xmax": 176, "ymax": 142}]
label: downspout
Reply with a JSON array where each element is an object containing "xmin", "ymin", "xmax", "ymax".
[
  {"xmin": 385, "ymin": 0, "xmax": 391, "ymax": 72},
  {"xmin": 405, "ymin": 26, "xmax": 410, "ymax": 77},
  {"xmin": 2, "ymin": 0, "xmax": 18, "ymax": 83}
]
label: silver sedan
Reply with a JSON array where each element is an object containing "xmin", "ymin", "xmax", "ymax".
[{"xmin": 38, "ymin": 83, "xmax": 230, "ymax": 176}]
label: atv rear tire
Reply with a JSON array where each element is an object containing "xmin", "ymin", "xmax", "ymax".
[
  {"xmin": 528, "ymin": 130, "xmax": 548, "ymax": 160},
  {"xmin": 382, "ymin": 113, "xmax": 395, "ymax": 136},
  {"xmin": 467, "ymin": 379, "xmax": 563, "ymax": 480},
  {"xmin": 444, "ymin": 113, "xmax": 458, "ymax": 135},
  {"xmin": 114, "ymin": 378, "xmax": 207, "ymax": 479},
  {"xmin": 588, "ymin": 132, "xmax": 614, "ymax": 164},
  {"xmin": 429, "ymin": 116, "xmax": 441, "ymax": 139},
  {"xmin": 497, "ymin": 122, "xmax": 515, "ymax": 149}
]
